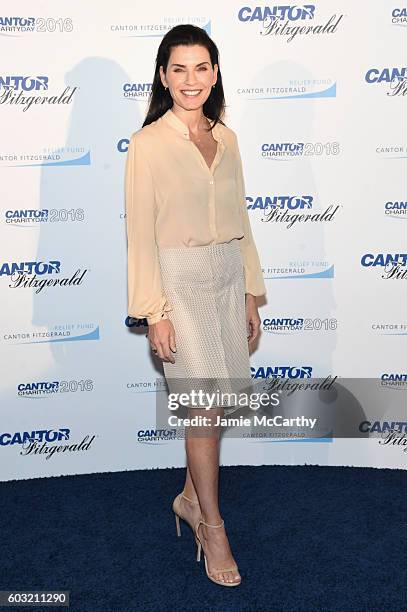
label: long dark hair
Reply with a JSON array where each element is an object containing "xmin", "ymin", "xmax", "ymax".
[{"xmin": 142, "ymin": 24, "xmax": 226, "ymax": 131}]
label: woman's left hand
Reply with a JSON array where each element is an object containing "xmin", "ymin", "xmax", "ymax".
[{"xmin": 245, "ymin": 294, "xmax": 261, "ymax": 345}]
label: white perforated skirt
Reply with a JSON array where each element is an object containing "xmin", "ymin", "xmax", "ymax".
[{"xmin": 157, "ymin": 238, "xmax": 252, "ymax": 415}]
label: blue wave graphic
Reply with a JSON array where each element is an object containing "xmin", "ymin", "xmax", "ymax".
[
  {"xmin": 265, "ymin": 264, "xmax": 335, "ymax": 279},
  {"xmin": 18, "ymin": 326, "xmax": 100, "ymax": 344},
  {"xmin": 252, "ymin": 435, "xmax": 333, "ymax": 443},
  {"xmin": 382, "ymin": 331, "xmax": 407, "ymax": 335},
  {"xmin": 247, "ymin": 82, "xmax": 336, "ymax": 100}
]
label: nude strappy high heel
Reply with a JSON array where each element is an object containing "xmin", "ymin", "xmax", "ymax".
[
  {"xmin": 194, "ymin": 517, "xmax": 241, "ymax": 587},
  {"xmin": 172, "ymin": 491, "xmax": 201, "ymax": 539}
]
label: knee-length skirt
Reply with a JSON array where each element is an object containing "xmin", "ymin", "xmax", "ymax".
[{"xmin": 157, "ymin": 238, "xmax": 253, "ymax": 415}]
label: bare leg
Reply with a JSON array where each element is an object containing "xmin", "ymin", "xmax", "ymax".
[
  {"xmin": 184, "ymin": 405, "xmax": 241, "ymax": 584},
  {"xmin": 183, "ymin": 464, "xmax": 198, "ymax": 500},
  {"xmin": 178, "ymin": 464, "xmax": 201, "ymax": 529}
]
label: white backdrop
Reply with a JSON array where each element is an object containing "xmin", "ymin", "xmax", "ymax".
[{"xmin": 1, "ymin": 1, "xmax": 406, "ymax": 481}]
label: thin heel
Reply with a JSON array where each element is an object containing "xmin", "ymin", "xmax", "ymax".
[
  {"xmin": 194, "ymin": 517, "xmax": 241, "ymax": 587},
  {"xmin": 175, "ymin": 513, "xmax": 181, "ymax": 537}
]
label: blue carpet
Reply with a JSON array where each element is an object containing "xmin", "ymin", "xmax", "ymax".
[{"xmin": 1, "ymin": 464, "xmax": 406, "ymax": 611}]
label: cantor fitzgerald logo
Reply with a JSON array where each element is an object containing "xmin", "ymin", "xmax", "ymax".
[
  {"xmin": 0, "ymin": 428, "xmax": 96, "ymax": 460},
  {"xmin": 371, "ymin": 321, "xmax": 407, "ymax": 336},
  {"xmin": 251, "ymin": 366, "xmax": 313, "ymax": 378},
  {"xmin": 391, "ymin": 8, "xmax": 407, "ymax": 24},
  {"xmin": 380, "ymin": 373, "xmax": 407, "ymax": 389},
  {"xmin": 262, "ymin": 317, "xmax": 337, "ymax": 334},
  {"xmin": 247, "ymin": 194, "xmax": 340, "ymax": 228},
  {"xmin": 260, "ymin": 141, "xmax": 340, "ymax": 159},
  {"xmin": 0, "ymin": 260, "xmax": 88, "ymax": 293},
  {"xmin": 263, "ymin": 317, "xmax": 306, "ymax": 333},
  {"xmin": 0, "ymin": 428, "xmax": 70, "ymax": 445},
  {"xmin": 5, "ymin": 209, "xmax": 50, "ymax": 226},
  {"xmin": 4, "ymin": 208, "xmax": 85, "ymax": 225},
  {"xmin": 1, "ymin": 147, "xmax": 90, "ymax": 168},
  {"xmin": 359, "ymin": 420, "xmax": 407, "ymax": 434},
  {"xmin": 126, "ymin": 379, "xmax": 167, "ymax": 393},
  {"xmin": 237, "ymin": 5, "xmax": 344, "ymax": 42},
  {"xmin": 0, "ymin": 76, "xmax": 77, "ymax": 111},
  {"xmin": 138, "ymin": 428, "xmax": 183, "ymax": 444},
  {"xmin": 237, "ymin": 77, "xmax": 336, "ymax": 100},
  {"xmin": 3, "ymin": 322, "xmax": 100, "ymax": 345},
  {"xmin": 123, "ymin": 82, "xmax": 152, "ymax": 101},
  {"xmin": 376, "ymin": 144, "xmax": 407, "ymax": 159},
  {"xmin": 360, "ymin": 253, "xmax": 407, "ymax": 279},
  {"xmin": 365, "ymin": 66, "xmax": 407, "ymax": 97},
  {"xmin": 359, "ymin": 420, "xmax": 407, "ymax": 451},
  {"xmin": 262, "ymin": 260, "xmax": 334, "ymax": 279},
  {"xmin": 0, "ymin": 17, "xmax": 74, "ymax": 36},
  {"xmin": 0, "ymin": 16, "xmax": 36, "ymax": 33},
  {"xmin": 110, "ymin": 16, "xmax": 210, "ymax": 37},
  {"xmin": 384, "ymin": 200, "xmax": 407, "ymax": 218},
  {"xmin": 17, "ymin": 379, "xmax": 94, "ymax": 398}
]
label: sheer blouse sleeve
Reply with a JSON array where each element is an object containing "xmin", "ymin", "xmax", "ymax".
[
  {"xmin": 233, "ymin": 133, "xmax": 267, "ymax": 297},
  {"xmin": 125, "ymin": 133, "xmax": 173, "ymax": 325}
]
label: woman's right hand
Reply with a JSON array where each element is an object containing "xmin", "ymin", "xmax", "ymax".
[{"xmin": 147, "ymin": 319, "xmax": 177, "ymax": 363}]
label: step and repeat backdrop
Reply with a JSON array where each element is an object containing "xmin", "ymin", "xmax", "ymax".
[{"xmin": 1, "ymin": 1, "xmax": 406, "ymax": 481}]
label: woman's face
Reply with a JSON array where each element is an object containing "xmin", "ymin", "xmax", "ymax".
[{"xmin": 160, "ymin": 44, "xmax": 218, "ymax": 112}]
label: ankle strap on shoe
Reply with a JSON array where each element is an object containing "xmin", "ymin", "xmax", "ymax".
[
  {"xmin": 199, "ymin": 518, "xmax": 225, "ymax": 528},
  {"xmin": 181, "ymin": 491, "xmax": 200, "ymax": 505}
]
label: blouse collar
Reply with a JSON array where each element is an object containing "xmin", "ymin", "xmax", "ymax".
[{"xmin": 161, "ymin": 107, "xmax": 223, "ymax": 143}]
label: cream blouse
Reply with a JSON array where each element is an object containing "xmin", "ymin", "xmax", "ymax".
[{"xmin": 125, "ymin": 107, "xmax": 266, "ymax": 325}]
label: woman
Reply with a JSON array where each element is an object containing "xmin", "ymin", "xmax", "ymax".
[{"xmin": 125, "ymin": 24, "xmax": 267, "ymax": 587}]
